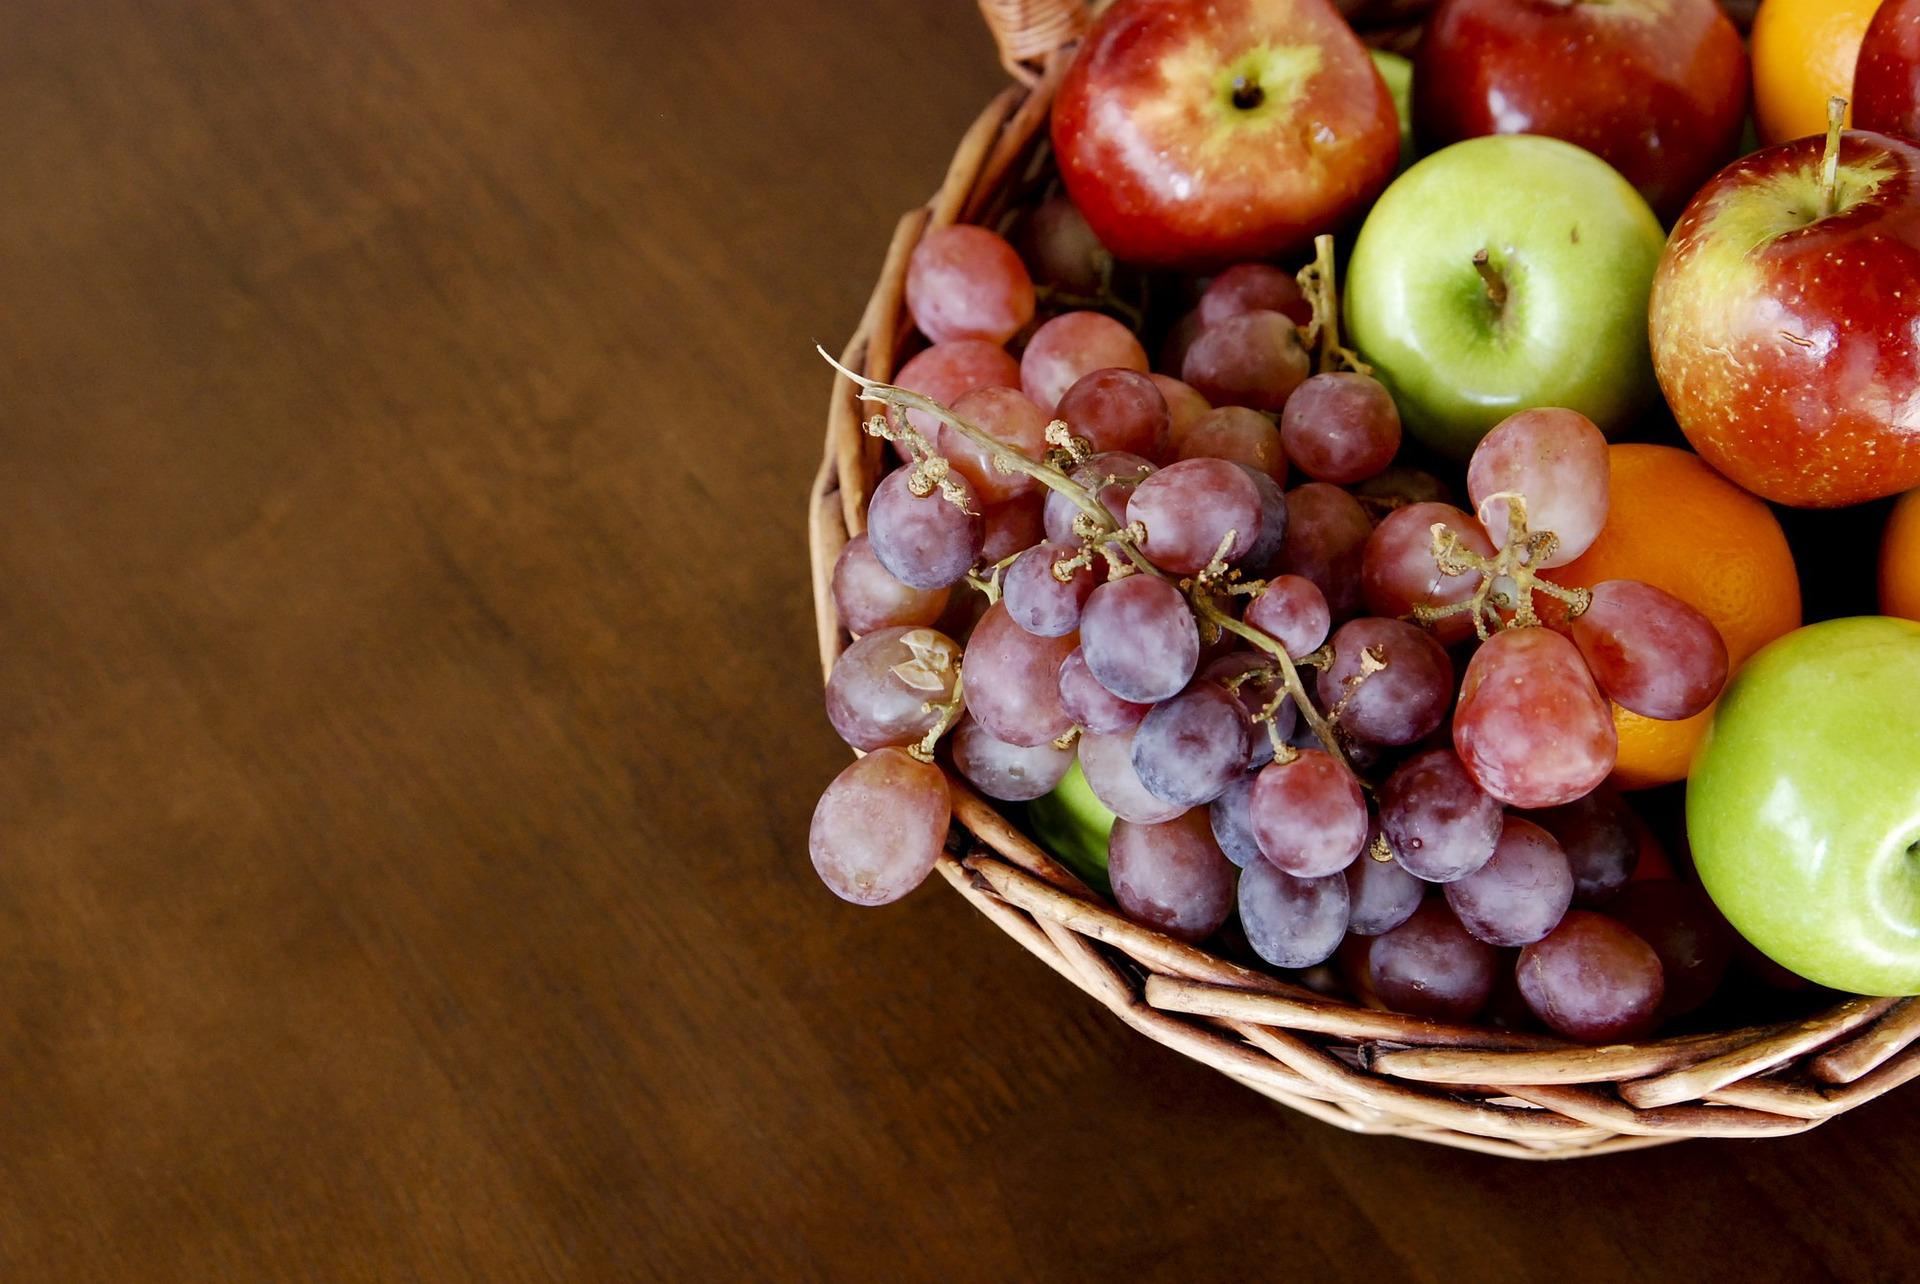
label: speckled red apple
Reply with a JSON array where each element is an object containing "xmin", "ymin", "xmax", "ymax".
[{"xmin": 1857, "ymin": 0, "xmax": 1920, "ymax": 141}]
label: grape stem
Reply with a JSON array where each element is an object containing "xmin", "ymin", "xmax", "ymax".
[
  {"xmin": 911, "ymin": 674, "xmax": 967, "ymax": 764},
  {"xmin": 1296, "ymin": 233, "xmax": 1371, "ymax": 376},
  {"xmin": 1413, "ymin": 493, "xmax": 1594, "ymax": 640}
]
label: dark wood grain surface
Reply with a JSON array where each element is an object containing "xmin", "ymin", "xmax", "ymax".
[{"xmin": 0, "ymin": 1, "xmax": 1911, "ymax": 1279}]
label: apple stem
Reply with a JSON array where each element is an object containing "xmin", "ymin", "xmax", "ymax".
[
  {"xmin": 1821, "ymin": 96, "xmax": 1847, "ymax": 218},
  {"xmin": 1472, "ymin": 250, "xmax": 1508, "ymax": 313}
]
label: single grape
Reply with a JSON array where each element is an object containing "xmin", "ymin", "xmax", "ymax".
[
  {"xmin": 1131, "ymin": 681, "xmax": 1252, "ymax": 808},
  {"xmin": 1002, "ymin": 540, "xmax": 1097, "ymax": 638},
  {"xmin": 824, "ymin": 626, "xmax": 961, "ymax": 751},
  {"xmin": 832, "ymin": 533, "xmax": 951, "ymax": 636},
  {"xmin": 943, "ymin": 386, "xmax": 1050, "ymax": 504},
  {"xmin": 1043, "ymin": 450, "xmax": 1155, "ymax": 543},
  {"xmin": 1022, "ymin": 312, "xmax": 1149, "ymax": 412},
  {"xmin": 866, "ymin": 466, "xmax": 985, "ymax": 590},
  {"xmin": 1128, "ymin": 457, "xmax": 1262, "ymax": 574},
  {"xmin": 1208, "ymin": 772, "xmax": 1263, "ymax": 868},
  {"xmin": 1109, "ymin": 810, "xmax": 1238, "ymax": 942},
  {"xmin": 979, "ymin": 494, "xmax": 1046, "ymax": 564},
  {"xmin": 1016, "ymin": 194, "xmax": 1108, "ymax": 294},
  {"xmin": 1197, "ymin": 262, "xmax": 1313, "ymax": 328},
  {"xmin": 1201, "ymin": 652, "xmax": 1293, "ymax": 767},
  {"xmin": 1571, "ymin": 579, "xmax": 1729, "ymax": 721},
  {"xmin": 1531, "ymin": 787, "xmax": 1638, "ymax": 905},
  {"xmin": 1516, "ymin": 912, "xmax": 1665, "ymax": 1042},
  {"xmin": 1276, "ymin": 482, "xmax": 1372, "ymax": 621},
  {"xmin": 1078, "ymin": 574, "xmax": 1200, "ymax": 704},
  {"xmin": 1316, "ymin": 617, "xmax": 1453, "ymax": 746},
  {"xmin": 1613, "ymin": 881, "xmax": 1734, "ymax": 1019},
  {"xmin": 1467, "ymin": 407, "xmax": 1610, "ymax": 568},
  {"xmin": 1237, "ymin": 464, "xmax": 1291, "ymax": 579},
  {"xmin": 1250, "ymin": 750, "xmax": 1368, "ymax": 877},
  {"xmin": 1353, "ymin": 466, "xmax": 1452, "ymax": 513},
  {"xmin": 1360, "ymin": 501, "xmax": 1495, "ymax": 645},
  {"xmin": 949, "ymin": 714, "xmax": 1073, "ymax": 802},
  {"xmin": 1149, "ymin": 374, "xmax": 1212, "ymax": 446},
  {"xmin": 1175, "ymin": 406, "xmax": 1287, "ymax": 483},
  {"xmin": 1378, "ymin": 748, "xmax": 1503, "ymax": 883},
  {"xmin": 1345, "ymin": 840, "xmax": 1426, "ymax": 936},
  {"xmin": 1079, "ymin": 726, "xmax": 1187, "ymax": 824},
  {"xmin": 892, "ymin": 340, "xmax": 1021, "ymax": 444},
  {"xmin": 1181, "ymin": 310, "xmax": 1310, "ymax": 412},
  {"xmin": 1057, "ymin": 647, "xmax": 1151, "ymax": 734},
  {"xmin": 1454, "ymin": 627, "xmax": 1617, "ymax": 809},
  {"xmin": 1056, "ymin": 367, "xmax": 1170, "ymax": 458},
  {"xmin": 1278, "ymin": 372, "xmax": 1402, "ymax": 485},
  {"xmin": 959, "ymin": 602, "xmax": 1076, "ymax": 747},
  {"xmin": 810, "ymin": 748, "xmax": 951, "ymax": 906},
  {"xmin": 1243, "ymin": 574, "xmax": 1330, "ymax": 658},
  {"xmin": 905, "ymin": 224, "xmax": 1036, "ymax": 346},
  {"xmin": 1368, "ymin": 899, "xmax": 1499, "ymax": 1021},
  {"xmin": 1444, "ymin": 816, "xmax": 1575, "ymax": 947},
  {"xmin": 1240, "ymin": 860, "xmax": 1350, "ymax": 968}
]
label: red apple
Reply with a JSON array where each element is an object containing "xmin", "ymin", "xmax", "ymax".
[
  {"xmin": 1050, "ymin": 0, "xmax": 1399, "ymax": 269},
  {"xmin": 1413, "ymin": 0, "xmax": 1748, "ymax": 221},
  {"xmin": 1650, "ymin": 129, "xmax": 1920, "ymax": 508},
  {"xmin": 1857, "ymin": 0, "xmax": 1920, "ymax": 141}
]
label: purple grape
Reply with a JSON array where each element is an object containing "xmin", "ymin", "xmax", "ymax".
[
  {"xmin": 1243, "ymin": 574, "xmax": 1330, "ymax": 657},
  {"xmin": 810, "ymin": 748, "xmax": 951, "ymax": 906},
  {"xmin": 949, "ymin": 715, "xmax": 1073, "ymax": 802},
  {"xmin": 1369, "ymin": 900, "xmax": 1499, "ymax": 1022},
  {"xmin": 1517, "ymin": 912, "xmax": 1665, "ymax": 1042},
  {"xmin": 824, "ymin": 626, "xmax": 962, "ymax": 752},
  {"xmin": 1131, "ymin": 681, "xmax": 1252, "ymax": 808},
  {"xmin": 1345, "ymin": 843, "xmax": 1425, "ymax": 936},
  {"xmin": 1238, "ymin": 860, "xmax": 1350, "ymax": 969},
  {"xmin": 1250, "ymin": 750, "xmax": 1368, "ymax": 877},
  {"xmin": 1208, "ymin": 772, "xmax": 1263, "ymax": 868},
  {"xmin": 1079, "ymin": 726, "xmax": 1187, "ymax": 825},
  {"xmin": 1276, "ymin": 482, "xmax": 1372, "ymax": 621},
  {"xmin": 1378, "ymin": 748, "xmax": 1503, "ymax": 883},
  {"xmin": 1444, "ymin": 816, "xmax": 1575, "ymax": 947},
  {"xmin": 866, "ymin": 466, "xmax": 985, "ymax": 590},
  {"xmin": 1181, "ymin": 309, "xmax": 1309, "ymax": 412},
  {"xmin": 1127, "ymin": 457, "xmax": 1262, "ymax": 574},
  {"xmin": 959, "ymin": 603, "xmax": 1076, "ymax": 747},
  {"xmin": 1002, "ymin": 540, "xmax": 1096, "ymax": 638},
  {"xmin": 1057, "ymin": 647, "xmax": 1150, "ymax": 734},
  {"xmin": 1613, "ymin": 881, "xmax": 1734, "ymax": 1019},
  {"xmin": 1109, "ymin": 811, "xmax": 1237, "ymax": 943},
  {"xmin": 1056, "ymin": 367, "xmax": 1170, "ymax": 458},
  {"xmin": 831, "ymin": 533, "xmax": 951, "ymax": 636},
  {"xmin": 1044, "ymin": 450, "xmax": 1155, "ymax": 543},
  {"xmin": 1278, "ymin": 371, "xmax": 1401, "ymax": 484},
  {"xmin": 1532, "ymin": 788, "xmax": 1639, "ymax": 906},
  {"xmin": 1079, "ymin": 574, "xmax": 1199, "ymax": 704},
  {"xmin": 1201, "ymin": 651, "xmax": 1294, "ymax": 767},
  {"xmin": 1316, "ymin": 617, "xmax": 1453, "ymax": 747}
]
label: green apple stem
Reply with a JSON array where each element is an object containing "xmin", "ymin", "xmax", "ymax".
[
  {"xmin": 1822, "ymin": 96, "xmax": 1847, "ymax": 218},
  {"xmin": 1472, "ymin": 250, "xmax": 1508, "ymax": 313}
]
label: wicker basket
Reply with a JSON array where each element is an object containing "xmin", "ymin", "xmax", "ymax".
[{"xmin": 807, "ymin": 0, "xmax": 1920, "ymax": 1158}]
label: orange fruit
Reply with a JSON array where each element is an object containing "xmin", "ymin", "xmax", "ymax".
[
  {"xmin": 1548, "ymin": 445, "xmax": 1803, "ymax": 790},
  {"xmin": 1884, "ymin": 488, "xmax": 1920, "ymax": 621},
  {"xmin": 1750, "ymin": 0, "xmax": 1883, "ymax": 146}
]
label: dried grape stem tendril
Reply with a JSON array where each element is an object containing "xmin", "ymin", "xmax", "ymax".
[{"xmin": 1413, "ymin": 493, "xmax": 1594, "ymax": 640}]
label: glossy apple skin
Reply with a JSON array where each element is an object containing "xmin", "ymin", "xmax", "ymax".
[
  {"xmin": 1415, "ymin": 0, "xmax": 1748, "ymax": 221},
  {"xmin": 1857, "ymin": 0, "xmax": 1920, "ymax": 141},
  {"xmin": 1344, "ymin": 135, "xmax": 1664, "ymax": 457},
  {"xmin": 1688, "ymin": 617, "xmax": 1920, "ymax": 996},
  {"xmin": 1650, "ymin": 132, "xmax": 1920, "ymax": 508},
  {"xmin": 1051, "ymin": 0, "xmax": 1399, "ymax": 269}
]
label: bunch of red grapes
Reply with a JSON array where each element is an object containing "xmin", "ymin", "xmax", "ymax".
[{"xmin": 813, "ymin": 201, "xmax": 1739, "ymax": 1044}]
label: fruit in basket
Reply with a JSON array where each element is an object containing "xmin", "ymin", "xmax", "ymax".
[
  {"xmin": 1516, "ymin": 911, "xmax": 1665, "ymax": 1040},
  {"xmin": 1650, "ymin": 125, "xmax": 1920, "ymax": 507},
  {"xmin": 1239, "ymin": 859, "xmax": 1350, "ymax": 968},
  {"xmin": 1688, "ymin": 615, "xmax": 1920, "ymax": 995},
  {"xmin": 810, "ymin": 748, "xmax": 951, "ymax": 906},
  {"xmin": 1751, "ymin": 0, "xmax": 1881, "ymax": 146},
  {"xmin": 1279, "ymin": 371, "xmax": 1401, "ymax": 485},
  {"xmin": 1050, "ymin": 0, "xmax": 1400, "ymax": 268},
  {"xmin": 905, "ymin": 224, "xmax": 1035, "ymax": 344},
  {"xmin": 831, "ymin": 534, "xmax": 951, "ymax": 636},
  {"xmin": 1547, "ymin": 444, "xmax": 1803, "ymax": 788},
  {"xmin": 1445, "ymin": 816, "xmax": 1574, "ymax": 948},
  {"xmin": 1345, "ymin": 135, "xmax": 1664, "ymax": 457},
  {"xmin": 1368, "ymin": 899, "xmax": 1499, "ymax": 1021},
  {"xmin": 825, "ymin": 626, "xmax": 962, "ymax": 751},
  {"xmin": 1109, "ymin": 810, "xmax": 1238, "ymax": 942},
  {"xmin": 949, "ymin": 715, "xmax": 1074, "ymax": 802},
  {"xmin": 1885, "ymin": 488, "xmax": 1920, "ymax": 619},
  {"xmin": 1454, "ymin": 628, "xmax": 1617, "ymax": 809},
  {"xmin": 1022, "ymin": 311, "xmax": 1149, "ymax": 412},
  {"xmin": 1413, "ymin": 0, "xmax": 1748, "ymax": 219},
  {"xmin": 1857, "ymin": 0, "xmax": 1920, "ymax": 139}
]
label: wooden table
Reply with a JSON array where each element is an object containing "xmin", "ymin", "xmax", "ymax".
[{"xmin": 2, "ymin": 1, "xmax": 1911, "ymax": 1278}]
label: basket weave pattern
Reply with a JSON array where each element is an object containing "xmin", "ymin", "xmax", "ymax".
[{"xmin": 806, "ymin": 0, "xmax": 1919, "ymax": 1157}]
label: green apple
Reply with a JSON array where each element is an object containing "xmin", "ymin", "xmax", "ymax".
[
  {"xmin": 1688, "ymin": 616, "xmax": 1920, "ymax": 995},
  {"xmin": 1368, "ymin": 49, "xmax": 1414, "ymax": 171},
  {"xmin": 1344, "ymin": 134, "xmax": 1664, "ymax": 458},
  {"xmin": 1025, "ymin": 760, "xmax": 1114, "ymax": 894}
]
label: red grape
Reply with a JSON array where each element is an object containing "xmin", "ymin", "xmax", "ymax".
[
  {"xmin": 1002, "ymin": 540, "xmax": 1096, "ymax": 638},
  {"xmin": 1361, "ymin": 501, "xmax": 1495, "ymax": 645},
  {"xmin": 1346, "ymin": 843, "xmax": 1426, "ymax": 936},
  {"xmin": 1057, "ymin": 647, "xmax": 1150, "ymax": 734},
  {"xmin": 1079, "ymin": 574, "xmax": 1199, "ymax": 703},
  {"xmin": 810, "ymin": 748, "xmax": 950, "ymax": 905},
  {"xmin": 866, "ymin": 466, "xmax": 985, "ymax": 590},
  {"xmin": 1571, "ymin": 579, "xmax": 1729, "ymax": 721},
  {"xmin": 1613, "ymin": 881, "xmax": 1734, "ymax": 1019},
  {"xmin": 892, "ymin": 340, "xmax": 1021, "ymax": 443},
  {"xmin": 1181, "ymin": 310, "xmax": 1310, "ymax": 412},
  {"xmin": 1517, "ymin": 912, "xmax": 1665, "ymax": 1042},
  {"xmin": 1237, "ymin": 464, "xmax": 1290, "ymax": 579},
  {"xmin": 979, "ymin": 494, "xmax": 1046, "ymax": 563},
  {"xmin": 824, "ymin": 626, "xmax": 962, "ymax": 752},
  {"xmin": 1278, "ymin": 372, "xmax": 1402, "ymax": 484},
  {"xmin": 1022, "ymin": 312, "xmax": 1149, "ymax": 412},
  {"xmin": 1131, "ymin": 681, "xmax": 1252, "ymax": 808},
  {"xmin": 1239, "ymin": 860, "xmax": 1350, "ymax": 969},
  {"xmin": 1378, "ymin": 748, "xmax": 1503, "ymax": 883},
  {"xmin": 1316, "ymin": 617, "xmax": 1453, "ymax": 746},
  {"xmin": 1079, "ymin": 725, "xmax": 1187, "ymax": 824},
  {"xmin": 943, "ymin": 386, "xmax": 1049, "ymax": 504},
  {"xmin": 1208, "ymin": 772, "xmax": 1263, "ymax": 868},
  {"xmin": 1369, "ymin": 899, "xmax": 1499, "ymax": 1021},
  {"xmin": 1244, "ymin": 575, "xmax": 1330, "ymax": 658},
  {"xmin": 1175, "ymin": 406, "xmax": 1287, "ymax": 482},
  {"xmin": 1109, "ymin": 810, "xmax": 1238, "ymax": 943},
  {"xmin": 959, "ymin": 602, "xmax": 1077, "ymax": 747},
  {"xmin": 831, "ymin": 533, "xmax": 950, "ymax": 635},
  {"xmin": 1444, "ymin": 816, "xmax": 1575, "ymax": 947},
  {"xmin": 1044, "ymin": 450, "xmax": 1154, "ymax": 543},
  {"xmin": 1250, "ymin": 750, "xmax": 1368, "ymax": 877},
  {"xmin": 1276, "ymin": 482, "xmax": 1372, "ymax": 621},
  {"xmin": 949, "ymin": 714, "xmax": 1073, "ymax": 802},
  {"xmin": 1197, "ymin": 262, "xmax": 1312, "ymax": 328},
  {"xmin": 1532, "ymin": 788, "xmax": 1638, "ymax": 905},
  {"xmin": 1150, "ymin": 373, "xmax": 1211, "ymax": 446},
  {"xmin": 1129, "ymin": 457, "xmax": 1262, "ymax": 573},
  {"xmin": 1467, "ymin": 407, "xmax": 1610, "ymax": 567},
  {"xmin": 1056, "ymin": 367, "xmax": 1169, "ymax": 458},
  {"xmin": 905, "ymin": 224, "xmax": 1035, "ymax": 345},
  {"xmin": 1454, "ymin": 627, "xmax": 1617, "ymax": 809}
]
